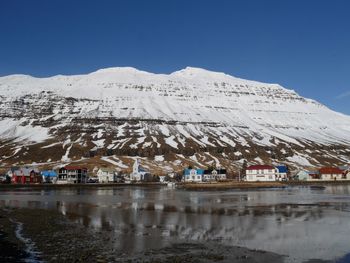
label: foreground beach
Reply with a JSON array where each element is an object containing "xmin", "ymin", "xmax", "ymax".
[{"xmin": 0, "ymin": 208, "xmax": 285, "ymax": 263}]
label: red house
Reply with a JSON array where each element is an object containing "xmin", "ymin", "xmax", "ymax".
[
  {"xmin": 319, "ymin": 167, "xmax": 344, "ymax": 180},
  {"xmin": 11, "ymin": 167, "xmax": 42, "ymax": 184}
]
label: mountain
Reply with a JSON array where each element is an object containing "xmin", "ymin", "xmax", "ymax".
[{"xmin": 0, "ymin": 67, "xmax": 349, "ymax": 174}]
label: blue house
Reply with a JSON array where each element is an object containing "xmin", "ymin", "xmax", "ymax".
[
  {"xmin": 183, "ymin": 168, "xmax": 204, "ymax": 182},
  {"xmin": 275, "ymin": 165, "xmax": 288, "ymax": 181},
  {"xmin": 41, "ymin": 170, "xmax": 58, "ymax": 183}
]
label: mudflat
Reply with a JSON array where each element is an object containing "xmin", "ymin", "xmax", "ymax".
[
  {"xmin": 0, "ymin": 211, "xmax": 28, "ymax": 262},
  {"xmin": 0, "ymin": 208, "xmax": 285, "ymax": 263}
]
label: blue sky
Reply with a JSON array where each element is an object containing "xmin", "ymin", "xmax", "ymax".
[{"xmin": 0, "ymin": 0, "xmax": 349, "ymax": 115}]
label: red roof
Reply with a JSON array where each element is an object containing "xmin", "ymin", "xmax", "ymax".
[
  {"xmin": 319, "ymin": 167, "xmax": 343, "ymax": 174},
  {"xmin": 246, "ymin": 165, "xmax": 274, "ymax": 170}
]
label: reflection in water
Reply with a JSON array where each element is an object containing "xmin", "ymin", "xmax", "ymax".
[{"xmin": 1, "ymin": 186, "xmax": 350, "ymax": 261}]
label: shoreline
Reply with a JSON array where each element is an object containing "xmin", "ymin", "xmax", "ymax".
[
  {"xmin": 0, "ymin": 182, "xmax": 166, "ymax": 189},
  {"xmin": 178, "ymin": 180, "xmax": 350, "ymax": 190}
]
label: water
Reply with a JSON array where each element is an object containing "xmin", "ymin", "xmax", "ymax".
[{"xmin": 1, "ymin": 185, "xmax": 350, "ymax": 262}]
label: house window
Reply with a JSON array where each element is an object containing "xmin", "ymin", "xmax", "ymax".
[
  {"xmin": 197, "ymin": 175, "xmax": 200, "ymax": 180},
  {"xmin": 269, "ymin": 175, "xmax": 272, "ymax": 179}
]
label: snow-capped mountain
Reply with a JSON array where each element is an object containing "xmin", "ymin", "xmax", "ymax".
[{"xmin": 0, "ymin": 67, "xmax": 349, "ymax": 173}]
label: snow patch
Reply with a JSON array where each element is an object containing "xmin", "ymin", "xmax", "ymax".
[
  {"xmin": 92, "ymin": 139, "xmax": 105, "ymax": 148},
  {"xmin": 286, "ymin": 155, "xmax": 312, "ymax": 166},
  {"xmin": 154, "ymin": 155, "xmax": 165, "ymax": 162},
  {"xmin": 61, "ymin": 144, "xmax": 73, "ymax": 162},
  {"xmin": 0, "ymin": 119, "xmax": 50, "ymax": 143},
  {"xmin": 41, "ymin": 142, "xmax": 61, "ymax": 149},
  {"xmin": 101, "ymin": 156, "xmax": 128, "ymax": 169},
  {"xmin": 165, "ymin": 136, "xmax": 178, "ymax": 149}
]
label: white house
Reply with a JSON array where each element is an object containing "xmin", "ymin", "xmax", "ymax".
[
  {"xmin": 203, "ymin": 169, "xmax": 227, "ymax": 181},
  {"xmin": 275, "ymin": 165, "xmax": 288, "ymax": 181},
  {"xmin": 245, "ymin": 165, "xmax": 276, "ymax": 182},
  {"xmin": 296, "ymin": 170, "xmax": 312, "ymax": 181},
  {"xmin": 296, "ymin": 170, "xmax": 322, "ymax": 181},
  {"xmin": 97, "ymin": 168, "xmax": 116, "ymax": 183},
  {"xmin": 57, "ymin": 166, "xmax": 88, "ymax": 184},
  {"xmin": 159, "ymin": 175, "xmax": 166, "ymax": 183},
  {"xmin": 130, "ymin": 159, "xmax": 151, "ymax": 182}
]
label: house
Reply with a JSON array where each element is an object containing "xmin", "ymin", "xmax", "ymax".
[
  {"xmin": 159, "ymin": 175, "xmax": 167, "ymax": 183},
  {"xmin": 0, "ymin": 174, "xmax": 10, "ymax": 184},
  {"xmin": 7, "ymin": 167, "xmax": 19, "ymax": 178},
  {"xmin": 319, "ymin": 167, "xmax": 343, "ymax": 181},
  {"xmin": 296, "ymin": 167, "xmax": 349, "ymax": 181},
  {"xmin": 339, "ymin": 166, "xmax": 350, "ymax": 180},
  {"xmin": 41, "ymin": 170, "xmax": 58, "ymax": 183},
  {"xmin": 168, "ymin": 172, "xmax": 182, "ymax": 182},
  {"xmin": 203, "ymin": 168, "xmax": 227, "ymax": 181},
  {"xmin": 10, "ymin": 167, "xmax": 42, "ymax": 184},
  {"xmin": 275, "ymin": 165, "xmax": 288, "ymax": 181},
  {"xmin": 245, "ymin": 165, "xmax": 276, "ymax": 182},
  {"xmin": 308, "ymin": 170, "xmax": 321, "ymax": 180},
  {"xmin": 296, "ymin": 170, "xmax": 309, "ymax": 181},
  {"xmin": 345, "ymin": 170, "xmax": 350, "ymax": 180},
  {"xmin": 295, "ymin": 170, "xmax": 320, "ymax": 181},
  {"xmin": 97, "ymin": 168, "xmax": 116, "ymax": 183},
  {"xmin": 57, "ymin": 166, "xmax": 88, "ymax": 184},
  {"xmin": 130, "ymin": 159, "xmax": 152, "ymax": 182},
  {"xmin": 167, "ymin": 172, "xmax": 176, "ymax": 179},
  {"xmin": 183, "ymin": 168, "xmax": 204, "ymax": 182}
]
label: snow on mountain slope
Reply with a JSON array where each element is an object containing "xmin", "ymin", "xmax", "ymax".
[{"xmin": 0, "ymin": 67, "xmax": 349, "ymax": 172}]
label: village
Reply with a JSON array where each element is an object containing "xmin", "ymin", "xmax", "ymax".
[{"xmin": 0, "ymin": 159, "xmax": 350, "ymax": 185}]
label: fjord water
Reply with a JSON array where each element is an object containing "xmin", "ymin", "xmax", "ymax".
[{"xmin": 1, "ymin": 186, "xmax": 350, "ymax": 262}]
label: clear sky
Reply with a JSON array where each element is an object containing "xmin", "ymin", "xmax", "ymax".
[{"xmin": 0, "ymin": 0, "xmax": 349, "ymax": 115}]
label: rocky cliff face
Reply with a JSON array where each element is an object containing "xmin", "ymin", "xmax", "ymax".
[{"xmin": 0, "ymin": 67, "xmax": 349, "ymax": 174}]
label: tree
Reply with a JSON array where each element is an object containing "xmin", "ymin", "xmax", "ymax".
[
  {"xmin": 207, "ymin": 164, "xmax": 215, "ymax": 171},
  {"xmin": 240, "ymin": 159, "xmax": 248, "ymax": 179}
]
